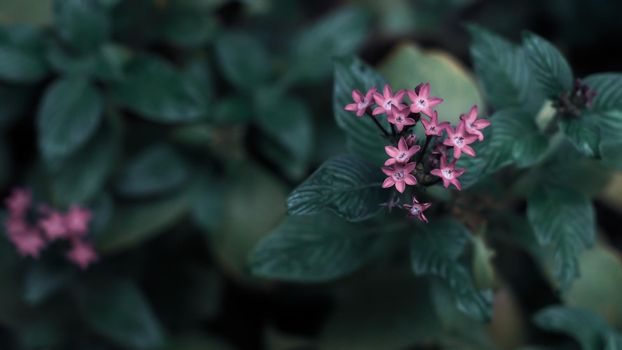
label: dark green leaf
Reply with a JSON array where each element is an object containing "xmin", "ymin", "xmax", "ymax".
[
  {"xmin": 54, "ymin": 0, "xmax": 110, "ymax": 52},
  {"xmin": 214, "ymin": 32, "xmax": 271, "ymax": 91},
  {"xmin": 560, "ymin": 116, "xmax": 600, "ymax": 157},
  {"xmin": 456, "ymin": 128, "xmax": 511, "ymax": 189},
  {"xmin": 0, "ymin": 83, "xmax": 37, "ymax": 127},
  {"xmin": 287, "ymin": 154, "xmax": 384, "ymax": 221},
  {"xmin": 523, "ymin": 32, "xmax": 573, "ymax": 98},
  {"xmin": 191, "ymin": 175, "xmax": 225, "ymax": 234},
  {"xmin": 527, "ymin": 187, "xmax": 596, "ymax": 287},
  {"xmin": 0, "ymin": 45, "xmax": 47, "ymax": 82},
  {"xmin": 162, "ymin": 12, "xmax": 217, "ymax": 48},
  {"xmin": 410, "ymin": 219, "xmax": 492, "ymax": 321},
  {"xmin": 333, "ymin": 57, "xmax": 389, "ymax": 166},
  {"xmin": 600, "ymin": 140, "xmax": 622, "ymax": 170},
  {"xmin": 534, "ymin": 306, "xmax": 609, "ymax": 350},
  {"xmin": 249, "ymin": 213, "xmax": 380, "ymax": 282},
  {"xmin": 23, "ymin": 263, "xmax": 74, "ymax": 306},
  {"xmin": 468, "ymin": 25, "xmax": 543, "ymax": 112},
  {"xmin": 490, "ymin": 109, "xmax": 549, "ymax": 167},
  {"xmin": 584, "ymin": 74, "xmax": 622, "ymax": 147},
  {"xmin": 82, "ymin": 280, "xmax": 165, "ymax": 349},
  {"xmin": 37, "ymin": 77, "xmax": 103, "ymax": 161},
  {"xmin": 113, "ymin": 55, "xmax": 206, "ymax": 123},
  {"xmin": 116, "ymin": 144, "xmax": 189, "ymax": 197}
]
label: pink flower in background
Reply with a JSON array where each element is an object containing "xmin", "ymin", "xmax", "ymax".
[
  {"xmin": 7, "ymin": 227, "xmax": 46, "ymax": 258},
  {"xmin": 5, "ymin": 188, "xmax": 31, "ymax": 217},
  {"xmin": 420, "ymin": 111, "xmax": 450, "ymax": 136},
  {"xmin": 407, "ymin": 83, "xmax": 443, "ymax": 117},
  {"xmin": 382, "ymin": 162, "xmax": 417, "ymax": 193},
  {"xmin": 460, "ymin": 105, "xmax": 490, "ymax": 141},
  {"xmin": 65, "ymin": 206, "xmax": 92, "ymax": 237},
  {"xmin": 384, "ymin": 137, "xmax": 421, "ymax": 165},
  {"xmin": 344, "ymin": 88, "xmax": 376, "ymax": 117},
  {"xmin": 387, "ymin": 107, "xmax": 416, "ymax": 132},
  {"xmin": 403, "ymin": 196, "xmax": 432, "ymax": 223},
  {"xmin": 431, "ymin": 155, "xmax": 465, "ymax": 190},
  {"xmin": 404, "ymin": 133, "xmax": 417, "ymax": 147},
  {"xmin": 373, "ymin": 85, "xmax": 405, "ymax": 115},
  {"xmin": 443, "ymin": 120, "xmax": 478, "ymax": 159},
  {"xmin": 66, "ymin": 239, "xmax": 98, "ymax": 270},
  {"xmin": 39, "ymin": 211, "xmax": 68, "ymax": 241}
]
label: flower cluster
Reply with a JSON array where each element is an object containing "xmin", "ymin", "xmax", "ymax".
[
  {"xmin": 344, "ymin": 83, "xmax": 491, "ymax": 223},
  {"xmin": 3, "ymin": 188, "xmax": 98, "ymax": 269}
]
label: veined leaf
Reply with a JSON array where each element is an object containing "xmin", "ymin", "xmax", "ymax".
[
  {"xmin": 527, "ymin": 187, "xmax": 596, "ymax": 287},
  {"xmin": 287, "ymin": 154, "xmax": 384, "ymax": 222},
  {"xmin": 490, "ymin": 109, "xmax": 549, "ymax": 168},
  {"xmin": 523, "ymin": 32, "xmax": 573, "ymax": 98},
  {"xmin": 534, "ymin": 306, "xmax": 609, "ymax": 350},
  {"xmin": 215, "ymin": 32, "xmax": 271, "ymax": 91},
  {"xmin": 560, "ymin": 116, "xmax": 600, "ymax": 157}
]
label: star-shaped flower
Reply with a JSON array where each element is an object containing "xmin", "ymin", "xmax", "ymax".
[
  {"xmin": 39, "ymin": 211, "xmax": 68, "ymax": 241},
  {"xmin": 443, "ymin": 120, "xmax": 478, "ymax": 159},
  {"xmin": 344, "ymin": 88, "xmax": 377, "ymax": 117},
  {"xmin": 66, "ymin": 239, "xmax": 98, "ymax": 270},
  {"xmin": 430, "ymin": 155, "xmax": 466, "ymax": 190},
  {"xmin": 407, "ymin": 83, "xmax": 443, "ymax": 117},
  {"xmin": 381, "ymin": 162, "xmax": 417, "ymax": 193},
  {"xmin": 8, "ymin": 228, "xmax": 46, "ymax": 258},
  {"xmin": 5, "ymin": 188, "xmax": 31, "ymax": 218},
  {"xmin": 65, "ymin": 206, "xmax": 92, "ymax": 237},
  {"xmin": 373, "ymin": 85, "xmax": 406, "ymax": 115},
  {"xmin": 420, "ymin": 111, "xmax": 450, "ymax": 136},
  {"xmin": 384, "ymin": 136, "xmax": 421, "ymax": 166},
  {"xmin": 403, "ymin": 196, "xmax": 432, "ymax": 223},
  {"xmin": 460, "ymin": 105, "xmax": 490, "ymax": 141},
  {"xmin": 404, "ymin": 133, "xmax": 417, "ymax": 147},
  {"xmin": 387, "ymin": 107, "xmax": 416, "ymax": 132}
]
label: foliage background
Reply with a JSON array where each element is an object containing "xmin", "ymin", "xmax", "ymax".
[{"xmin": 1, "ymin": 0, "xmax": 622, "ymax": 349}]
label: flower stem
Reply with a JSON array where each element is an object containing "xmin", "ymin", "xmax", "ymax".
[
  {"xmin": 369, "ymin": 114, "xmax": 391, "ymax": 138},
  {"xmin": 417, "ymin": 135, "xmax": 433, "ymax": 164}
]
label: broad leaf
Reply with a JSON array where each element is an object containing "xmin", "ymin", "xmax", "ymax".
[
  {"xmin": 334, "ymin": 57, "xmax": 389, "ymax": 166},
  {"xmin": 37, "ymin": 77, "xmax": 103, "ymax": 161},
  {"xmin": 214, "ymin": 32, "xmax": 271, "ymax": 91},
  {"xmin": 0, "ymin": 45, "xmax": 47, "ymax": 82},
  {"xmin": 23, "ymin": 263, "xmax": 74, "ymax": 306},
  {"xmin": 534, "ymin": 306, "xmax": 609, "ymax": 350},
  {"xmin": 249, "ymin": 213, "xmax": 380, "ymax": 282},
  {"xmin": 490, "ymin": 109, "xmax": 549, "ymax": 167},
  {"xmin": 583, "ymin": 74, "xmax": 622, "ymax": 165},
  {"xmin": 560, "ymin": 116, "xmax": 600, "ymax": 157},
  {"xmin": 287, "ymin": 154, "xmax": 384, "ymax": 221},
  {"xmin": 410, "ymin": 219, "xmax": 492, "ymax": 321},
  {"xmin": 527, "ymin": 187, "xmax": 595, "ymax": 287},
  {"xmin": 456, "ymin": 128, "xmax": 511, "ymax": 189},
  {"xmin": 523, "ymin": 32, "xmax": 573, "ymax": 98},
  {"xmin": 54, "ymin": 0, "xmax": 110, "ymax": 52}
]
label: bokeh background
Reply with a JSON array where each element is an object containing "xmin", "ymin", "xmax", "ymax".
[{"xmin": 0, "ymin": 0, "xmax": 622, "ymax": 349}]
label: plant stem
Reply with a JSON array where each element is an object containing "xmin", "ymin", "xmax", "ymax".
[
  {"xmin": 369, "ymin": 114, "xmax": 391, "ymax": 138},
  {"xmin": 417, "ymin": 135, "xmax": 433, "ymax": 164}
]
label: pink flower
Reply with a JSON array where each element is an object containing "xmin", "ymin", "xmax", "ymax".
[
  {"xmin": 39, "ymin": 211, "xmax": 68, "ymax": 241},
  {"xmin": 430, "ymin": 155, "xmax": 465, "ymax": 190},
  {"xmin": 66, "ymin": 239, "xmax": 98, "ymax": 270},
  {"xmin": 420, "ymin": 111, "xmax": 450, "ymax": 136},
  {"xmin": 443, "ymin": 120, "xmax": 478, "ymax": 159},
  {"xmin": 8, "ymin": 228, "xmax": 46, "ymax": 258},
  {"xmin": 344, "ymin": 88, "xmax": 376, "ymax": 117},
  {"xmin": 407, "ymin": 83, "xmax": 443, "ymax": 117},
  {"xmin": 373, "ymin": 85, "xmax": 405, "ymax": 115},
  {"xmin": 459, "ymin": 105, "xmax": 490, "ymax": 141},
  {"xmin": 404, "ymin": 133, "xmax": 417, "ymax": 147},
  {"xmin": 65, "ymin": 206, "xmax": 92, "ymax": 237},
  {"xmin": 384, "ymin": 137, "xmax": 421, "ymax": 165},
  {"xmin": 5, "ymin": 188, "xmax": 31, "ymax": 218},
  {"xmin": 403, "ymin": 196, "xmax": 432, "ymax": 223},
  {"xmin": 382, "ymin": 162, "xmax": 417, "ymax": 193},
  {"xmin": 387, "ymin": 107, "xmax": 416, "ymax": 132}
]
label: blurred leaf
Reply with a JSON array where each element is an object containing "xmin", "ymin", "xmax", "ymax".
[
  {"xmin": 286, "ymin": 154, "xmax": 384, "ymax": 221},
  {"xmin": 527, "ymin": 187, "xmax": 596, "ymax": 287},
  {"xmin": 291, "ymin": 7, "xmax": 369, "ymax": 83},
  {"xmin": 97, "ymin": 188, "xmax": 193, "ymax": 252},
  {"xmin": 37, "ymin": 77, "xmax": 104, "ymax": 161},
  {"xmin": 191, "ymin": 175, "xmax": 225, "ymax": 234},
  {"xmin": 542, "ymin": 148, "xmax": 612, "ymax": 197},
  {"xmin": 0, "ymin": 83, "xmax": 36, "ymax": 127},
  {"xmin": 561, "ymin": 116, "xmax": 601, "ymax": 157},
  {"xmin": 410, "ymin": 219, "xmax": 492, "ymax": 321},
  {"xmin": 333, "ymin": 57, "xmax": 389, "ymax": 166},
  {"xmin": 23, "ymin": 263, "xmax": 74, "ymax": 306},
  {"xmin": 162, "ymin": 12, "xmax": 218, "ymax": 48},
  {"xmin": 116, "ymin": 144, "xmax": 189, "ymax": 197},
  {"xmin": 182, "ymin": 56, "xmax": 214, "ymax": 106},
  {"xmin": 162, "ymin": 334, "xmax": 233, "ymax": 350},
  {"xmin": 249, "ymin": 213, "xmax": 380, "ymax": 282},
  {"xmin": 490, "ymin": 109, "xmax": 549, "ymax": 168},
  {"xmin": 456, "ymin": 128, "xmax": 512, "ymax": 189},
  {"xmin": 0, "ymin": 0, "xmax": 53, "ymax": 25},
  {"xmin": 113, "ymin": 55, "xmax": 206, "ymax": 123},
  {"xmin": 0, "ymin": 45, "xmax": 47, "ymax": 83},
  {"xmin": 54, "ymin": 0, "xmax": 110, "ymax": 52},
  {"xmin": 215, "ymin": 32, "xmax": 271, "ymax": 91},
  {"xmin": 534, "ymin": 306, "xmax": 609, "ymax": 350},
  {"xmin": 522, "ymin": 32, "xmax": 573, "ymax": 98},
  {"xmin": 211, "ymin": 96, "xmax": 252, "ymax": 125},
  {"xmin": 83, "ymin": 280, "xmax": 165, "ymax": 349},
  {"xmin": 47, "ymin": 43, "xmax": 129, "ymax": 83},
  {"xmin": 378, "ymin": 43, "xmax": 484, "ymax": 133},
  {"xmin": 468, "ymin": 25, "xmax": 543, "ymax": 113},
  {"xmin": 472, "ymin": 234, "xmax": 496, "ymax": 290}
]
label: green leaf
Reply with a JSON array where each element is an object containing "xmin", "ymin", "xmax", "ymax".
[
  {"xmin": 560, "ymin": 116, "xmax": 600, "ymax": 157},
  {"xmin": 191, "ymin": 175, "xmax": 225, "ymax": 234},
  {"xmin": 490, "ymin": 109, "xmax": 549, "ymax": 167},
  {"xmin": 527, "ymin": 187, "xmax": 596, "ymax": 287},
  {"xmin": 249, "ymin": 213, "xmax": 380, "ymax": 282},
  {"xmin": 410, "ymin": 219, "xmax": 492, "ymax": 321},
  {"xmin": 161, "ymin": 12, "xmax": 217, "ymax": 48},
  {"xmin": 214, "ymin": 32, "xmax": 271, "ymax": 91},
  {"xmin": 37, "ymin": 77, "xmax": 104, "ymax": 161},
  {"xmin": 583, "ymin": 74, "xmax": 622, "ymax": 163},
  {"xmin": 115, "ymin": 144, "xmax": 189, "ymax": 197},
  {"xmin": 468, "ymin": 25, "xmax": 543, "ymax": 112},
  {"xmin": 286, "ymin": 154, "xmax": 384, "ymax": 222},
  {"xmin": 456, "ymin": 128, "xmax": 511, "ymax": 189},
  {"xmin": 0, "ymin": 45, "xmax": 47, "ymax": 82},
  {"xmin": 82, "ymin": 280, "xmax": 165, "ymax": 349},
  {"xmin": 600, "ymin": 139, "xmax": 622, "ymax": 170},
  {"xmin": 522, "ymin": 32, "xmax": 573, "ymax": 98},
  {"xmin": 291, "ymin": 7, "xmax": 369, "ymax": 83},
  {"xmin": 113, "ymin": 55, "xmax": 206, "ymax": 123},
  {"xmin": 534, "ymin": 306, "xmax": 609, "ymax": 350},
  {"xmin": 54, "ymin": 0, "xmax": 110, "ymax": 52},
  {"xmin": 334, "ymin": 57, "xmax": 389, "ymax": 166},
  {"xmin": 23, "ymin": 263, "xmax": 74, "ymax": 306}
]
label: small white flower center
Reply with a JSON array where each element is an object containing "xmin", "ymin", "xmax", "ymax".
[
  {"xmin": 357, "ymin": 101, "xmax": 368, "ymax": 110},
  {"xmin": 397, "ymin": 152, "xmax": 408, "ymax": 161},
  {"xmin": 441, "ymin": 168, "xmax": 453, "ymax": 179},
  {"xmin": 392, "ymin": 170, "xmax": 405, "ymax": 181},
  {"xmin": 410, "ymin": 206, "xmax": 421, "ymax": 215},
  {"xmin": 384, "ymin": 100, "xmax": 392, "ymax": 110},
  {"xmin": 396, "ymin": 116, "xmax": 404, "ymax": 123},
  {"xmin": 417, "ymin": 99, "xmax": 426, "ymax": 108},
  {"xmin": 453, "ymin": 136, "xmax": 464, "ymax": 147}
]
